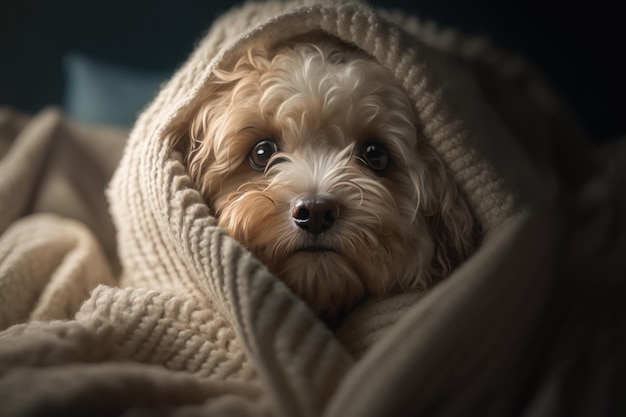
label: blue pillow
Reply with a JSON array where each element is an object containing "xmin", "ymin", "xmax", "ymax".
[{"xmin": 63, "ymin": 53, "xmax": 171, "ymax": 128}]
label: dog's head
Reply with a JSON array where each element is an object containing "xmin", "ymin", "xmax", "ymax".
[{"xmin": 171, "ymin": 39, "xmax": 475, "ymax": 320}]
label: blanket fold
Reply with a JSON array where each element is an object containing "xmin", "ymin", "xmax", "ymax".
[
  {"xmin": 0, "ymin": 214, "xmax": 115, "ymax": 328},
  {"xmin": 0, "ymin": 1, "xmax": 624, "ymax": 416}
]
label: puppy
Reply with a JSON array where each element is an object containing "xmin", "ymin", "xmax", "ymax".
[{"xmin": 172, "ymin": 37, "xmax": 475, "ymax": 321}]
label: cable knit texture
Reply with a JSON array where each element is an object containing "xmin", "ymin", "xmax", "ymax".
[{"xmin": 1, "ymin": 1, "xmax": 624, "ymax": 416}]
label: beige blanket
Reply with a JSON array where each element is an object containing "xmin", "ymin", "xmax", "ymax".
[{"xmin": 1, "ymin": 1, "xmax": 625, "ymax": 415}]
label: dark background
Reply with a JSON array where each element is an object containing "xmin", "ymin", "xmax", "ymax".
[{"xmin": 1, "ymin": 0, "xmax": 622, "ymax": 142}]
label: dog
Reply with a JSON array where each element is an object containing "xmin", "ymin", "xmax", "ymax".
[{"xmin": 171, "ymin": 36, "xmax": 475, "ymax": 321}]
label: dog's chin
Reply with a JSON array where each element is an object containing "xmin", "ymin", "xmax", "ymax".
[{"xmin": 275, "ymin": 250, "xmax": 365, "ymax": 321}]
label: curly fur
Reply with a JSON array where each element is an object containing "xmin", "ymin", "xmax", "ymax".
[{"xmin": 170, "ymin": 38, "xmax": 475, "ymax": 320}]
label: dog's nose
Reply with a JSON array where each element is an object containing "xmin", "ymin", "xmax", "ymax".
[{"xmin": 291, "ymin": 196, "xmax": 340, "ymax": 235}]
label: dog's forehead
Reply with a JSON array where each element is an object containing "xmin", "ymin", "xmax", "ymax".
[{"xmin": 261, "ymin": 44, "xmax": 416, "ymax": 150}]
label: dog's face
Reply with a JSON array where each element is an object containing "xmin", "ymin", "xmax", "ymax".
[{"xmin": 174, "ymin": 39, "xmax": 474, "ymax": 320}]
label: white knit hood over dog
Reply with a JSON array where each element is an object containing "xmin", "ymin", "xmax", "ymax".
[
  {"xmin": 103, "ymin": 0, "xmax": 609, "ymax": 415},
  {"xmin": 108, "ymin": 0, "xmax": 555, "ymax": 299}
]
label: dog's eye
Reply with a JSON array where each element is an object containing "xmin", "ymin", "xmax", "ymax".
[
  {"xmin": 249, "ymin": 139, "xmax": 279, "ymax": 170},
  {"xmin": 362, "ymin": 142, "xmax": 389, "ymax": 172}
]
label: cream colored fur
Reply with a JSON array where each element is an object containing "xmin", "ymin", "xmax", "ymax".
[{"xmin": 172, "ymin": 39, "xmax": 475, "ymax": 319}]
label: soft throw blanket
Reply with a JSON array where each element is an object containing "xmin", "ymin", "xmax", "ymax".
[{"xmin": 1, "ymin": 0, "xmax": 625, "ymax": 416}]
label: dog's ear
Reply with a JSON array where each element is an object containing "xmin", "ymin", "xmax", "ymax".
[
  {"xmin": 162, "ymin": 101, "xmax": 219, "ymax": 204},
  {"xmin": 420, "ymin": 150, "xmax": 478, "ymax": 279},
  {"xmin": 166, "ymin": 48, "xmax": 274, "ymax": 199}
]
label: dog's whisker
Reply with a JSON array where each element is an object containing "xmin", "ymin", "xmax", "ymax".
[
  {"xmin": 335, "ymin": 179, "xmax": 365, "ymax": 208},
  {"xmin": 259, "ymin": 193, "xmax": 277, "ymax": 209},
  {"xmin": 352, "ymin": 154, "xmax": 366, "ymax": 166}
]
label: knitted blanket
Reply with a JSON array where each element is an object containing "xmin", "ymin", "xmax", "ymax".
[{"xmin": 1, "ymin": 1, "xmax": 625, "ymax": 415}]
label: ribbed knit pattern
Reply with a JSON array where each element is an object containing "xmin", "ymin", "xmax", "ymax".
[
  {"xmin": 0, "ymin": 215, "xmax": 116, "ymax": 328},
  {"xmin": 107, "ymin": 0, "xmax": 564, "ymax": 368},
  {"xmin": 3, "ymin": 1, "xmax": 621, "ymax": 416},
  {"xmin": 0, "ymin": 109, "xmax": 60, "ymax": 235},
  {"xmin": 104, "ymin": 1, "xmax": 567, "ymax": 414}
]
